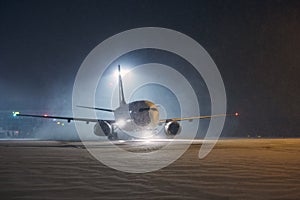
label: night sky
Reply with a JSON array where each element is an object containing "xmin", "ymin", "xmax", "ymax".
[{"xmin": 0, "ymin": 0, "xmax": 299, "ymax": 137}]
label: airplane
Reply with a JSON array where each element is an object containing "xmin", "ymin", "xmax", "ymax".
[{"xmin": 13, "ymin": 65, "xmax": 238, "ymax": 140}]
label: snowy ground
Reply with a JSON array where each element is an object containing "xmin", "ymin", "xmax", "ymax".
[{"xmin": 0, "ymin": 138, "xmax": 299, "ymax": 200}]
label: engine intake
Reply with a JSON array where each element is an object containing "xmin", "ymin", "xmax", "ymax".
[
  {"xmin": 164, "ymin": 121, "xmax": 181, "ymax": 136},
  {"xmin": 94, "ymin": 121, "xmax": 112, "ymax": 136}
]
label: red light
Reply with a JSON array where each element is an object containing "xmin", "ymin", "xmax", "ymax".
[
  {"xmin": 235, "ymin": 112, "xmax": 239, "ymax": 116},
  {"xmin": 43, "ymin": 114, "xmax": 48, "ymax": 117}
]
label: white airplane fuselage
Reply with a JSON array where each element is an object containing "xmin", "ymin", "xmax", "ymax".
[{"xmin": 113, "ymin": 100, "xmax": 159, "ymax": 136}]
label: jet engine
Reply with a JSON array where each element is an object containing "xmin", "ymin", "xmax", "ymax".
[
  {"xmin": 94, "ymin": 121, "xmax": 112, "ymax": 136},
  {"xmin": 164, "ymin": 121, "xmax": 181, "ymax": 136}
]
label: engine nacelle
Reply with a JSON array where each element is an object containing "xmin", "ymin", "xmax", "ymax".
[
  {"xmin": 164, "ymin": 121, "xmax": 181, "ymax": 136},
  {"xmin": 94, "ymin": 121, "xmax": 112, "ymax": 136}
]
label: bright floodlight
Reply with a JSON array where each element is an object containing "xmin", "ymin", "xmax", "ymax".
[{"xmin": 114, "ymin": 68, "xmax": 130, "ymax": 78}]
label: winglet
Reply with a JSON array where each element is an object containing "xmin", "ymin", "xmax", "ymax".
[{"xmin": 12, "ymin": 111, "xmax": 20, "ymax": 117}]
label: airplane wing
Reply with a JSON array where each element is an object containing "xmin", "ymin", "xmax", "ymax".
[
  {"xmin": 76, "ymin": 105, "xmax": 114, "ymax": 112},
  {"xmin": 13, "ymin": 112, "xmax": 115, "ymax": 124},
  {"xmin": 159, "ymin": 113, "xmax": 238, "ymax": 123}
]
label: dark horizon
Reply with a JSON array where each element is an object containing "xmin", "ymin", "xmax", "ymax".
[{"xmin": 0, "ymin": 0, "xmax": 299, "ymax": 137}]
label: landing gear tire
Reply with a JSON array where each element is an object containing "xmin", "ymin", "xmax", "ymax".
[{"xmin": 108, "ymin": 132, "xmax": 118, "ymax": 141}]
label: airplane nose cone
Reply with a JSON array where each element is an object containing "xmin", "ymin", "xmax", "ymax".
[{"xmin": 128, "ymin": 100, "xmax": 159, "ymax": 128}]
